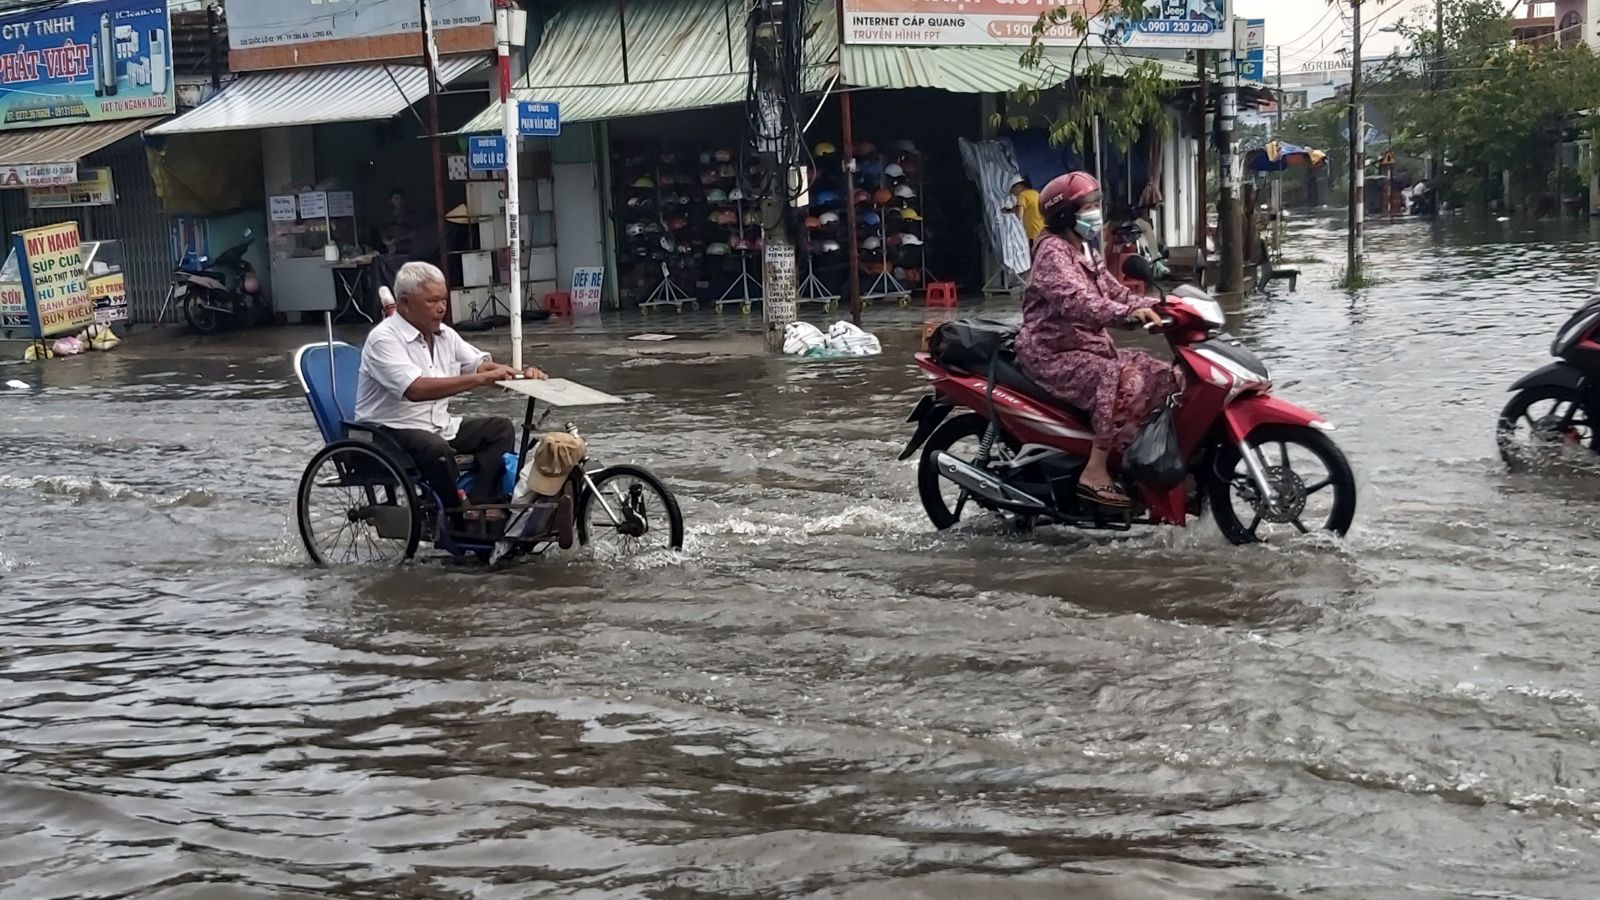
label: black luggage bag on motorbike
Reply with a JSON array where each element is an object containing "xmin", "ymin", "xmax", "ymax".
[{"xmin": 926, "ymin": 318, "xmax": 1019, "ymax": 372}]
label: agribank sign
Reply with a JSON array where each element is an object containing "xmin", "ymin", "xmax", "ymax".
[{"xmin": 842, "ymin": 0, "xmax": 1231, "ymax": 50}]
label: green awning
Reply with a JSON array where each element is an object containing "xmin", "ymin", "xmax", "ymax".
[
  {"xmin": 839, "ymin": 44, "xmax": 1193, "ymax": 94},
  {"xmin": 457, "ymin": 0, "xmax": 837, "ymax": 133}
]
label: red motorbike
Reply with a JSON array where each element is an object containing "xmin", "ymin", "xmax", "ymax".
[{"xmin": 899, "ymin": 258, "xmax": 1357, "ymax": 544}]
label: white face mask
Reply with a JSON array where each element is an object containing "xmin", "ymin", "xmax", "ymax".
[{"xmin": 1074, "ymin": 209, "xmax": 1104, "ymax": 239}]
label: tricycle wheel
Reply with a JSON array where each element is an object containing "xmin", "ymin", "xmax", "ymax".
[
  {"xmin": 577, "ymin": 464, "xmax": 684, "ymax": 556},
  {"xmin": 297, "ymin": 440, "xmax": 421, "ymax": 566}
]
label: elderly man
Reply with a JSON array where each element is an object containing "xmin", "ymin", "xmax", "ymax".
[{"xmin": 356, "ymin": 261, "xmax": 544, "ymax": 515}]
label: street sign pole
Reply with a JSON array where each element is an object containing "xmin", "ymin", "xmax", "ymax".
[{"xmin": 495, "ymin": 0, "xmax": 523, "ymax": 370}]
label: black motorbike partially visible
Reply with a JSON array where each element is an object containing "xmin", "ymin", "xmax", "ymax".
[
  {"xmin": 170, "ymin": 229, "xmax": 265, "ymax": 334},
  {"xmin": 1498, "ymin": 295, "xmax": 1600, "ymax": 468}
]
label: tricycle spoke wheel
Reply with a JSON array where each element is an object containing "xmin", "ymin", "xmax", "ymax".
[
  {"xmin": 578, "ymin": 465, "xmax": 685, "ymax": 557},
  {"xmin": 297, "ymin": 442, "xmax": 420, "ymax": 567}
]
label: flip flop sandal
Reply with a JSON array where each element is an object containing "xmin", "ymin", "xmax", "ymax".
[{"xmin": 1077, "ymin": 482, "xmax": 1132, "ymax": 509}]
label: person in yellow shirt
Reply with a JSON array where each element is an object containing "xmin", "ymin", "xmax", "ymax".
[{"xmin": 1009, "ymin": 176, "xmax": 1046, "ymax": 242}]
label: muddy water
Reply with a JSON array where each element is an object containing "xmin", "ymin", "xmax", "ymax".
[{"xmin": 4, "ymin": 214, "xmax": 1600, "ymax": 898}]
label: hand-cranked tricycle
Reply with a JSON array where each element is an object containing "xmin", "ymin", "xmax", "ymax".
[{"xmin": 291, "ymin": 340, "xmax": 685, "ymax": 567}]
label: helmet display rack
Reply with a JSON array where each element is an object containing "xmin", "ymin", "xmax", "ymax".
[
  {"xmin": 715, "ymin": 195, "xmax": 763, "ymax": 315},
  {"xmin": 797, "ymin": 256, "xmax": 839, "ymax": 311},
  {"xmin": 622, "ymin": 154, "xmax": 699, "ymax": 315}
]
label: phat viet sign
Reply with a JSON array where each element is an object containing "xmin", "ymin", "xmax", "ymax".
[
  {"xmin": 841, "ymin": 0, "xmax": 1231, "ymax": 50},
  {"xmin": 12, "ymin": 222, "xmax": 93, "ymax": 338},
  {"xmin": 0, "ymin": 0, "xmax": 174, "ymax": 130}
]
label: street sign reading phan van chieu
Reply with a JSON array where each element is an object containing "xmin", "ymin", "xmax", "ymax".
[{"xmin": 516, "ymin": 101, "xmax": 561, "ymax": 137}]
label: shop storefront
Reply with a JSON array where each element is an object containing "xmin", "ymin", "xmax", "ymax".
[
  {"xmin": 145, "ymin": 0, "xmax": 501, "ymax": 326},
  {"xmin": 0, "ymin": 0, "xmax": 176, "ymax": 335},
  {"xmin": 460, "ymin": 0, "xmax": 1207, "ymax": 314}
]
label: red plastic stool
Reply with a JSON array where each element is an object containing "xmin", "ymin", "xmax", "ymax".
[
  {"xmin": 544, "ymin": 291, "xmax": 572, "ymax": 316},
  {"xmin": 925, "ymin": 282, "xmax": 958, "ymax": 308}
]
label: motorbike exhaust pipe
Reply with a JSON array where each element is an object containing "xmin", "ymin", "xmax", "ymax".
[{"xmin": 934, "ymin": 452, "xmax": 1049, "ymax": 511}]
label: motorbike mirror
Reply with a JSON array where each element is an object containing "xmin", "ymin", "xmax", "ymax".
[
  {"xmin": 242, "ymin": 228, "xmax": 253, "ymax": 239},
  {"xmin": 1121, "ymin": 254, "xmax": 1156, "ymax": 284}
]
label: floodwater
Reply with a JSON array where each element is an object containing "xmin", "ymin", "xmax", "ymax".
[{"xmin": 4, "ymin": 213, "xmax": 1600, "ymax": 899}]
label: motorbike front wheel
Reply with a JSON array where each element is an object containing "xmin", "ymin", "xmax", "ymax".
[
  {"xmin": 183, "ymin": 292, "xmax": 220, "ymax": 334},
  {"xmin": 1497, "ymin": 386, "xmax": 1597, "ymax": 470},
  {"xmin": 1207, "ymin": 425, "xmax": 1357, "ymax": 545},
  {"xmin": 917, "ymin": 413, "xmax": 1019, "ymax": 530}
]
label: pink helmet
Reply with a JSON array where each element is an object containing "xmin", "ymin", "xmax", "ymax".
[{"xmin": 1039, "ymin": 171, "xmax": 1101, "ymax": 222}]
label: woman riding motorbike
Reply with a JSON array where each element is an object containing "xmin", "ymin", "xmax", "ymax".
[{"xmin": 1014, "ymin": 172, "xmax": 1180, "ymax": 509}]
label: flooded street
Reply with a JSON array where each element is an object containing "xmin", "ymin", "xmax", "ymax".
[{"xmin": 6, "ymin": 214, "xmax": 1600, "ymax": 898}]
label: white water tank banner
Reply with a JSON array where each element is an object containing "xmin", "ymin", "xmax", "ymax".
[{"xmin": 958, "ymin": 137, "xmax": 1031, "ymax": 277}]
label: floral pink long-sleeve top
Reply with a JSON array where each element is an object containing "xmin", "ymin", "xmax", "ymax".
[{"xmin": 1017, "ymin": 232, "xmax": 1142, "ymax": 360}]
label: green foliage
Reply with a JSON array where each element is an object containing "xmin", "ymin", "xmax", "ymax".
[
  {"xmin": 1359, "ymin": 0, "xmax": 1600, "ymax": 200},
  {"xmin": 990, "ymin": 0, "xmax": 1172, "ymax": 152}
]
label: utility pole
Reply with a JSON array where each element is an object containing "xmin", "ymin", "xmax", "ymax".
[
  {"xmin": 1218, "ymin": 25, "xmax": 1242, "ymax": 295},
  {"xmin": 750, "ymin": 0, "xmax": 798, "ymax": 350},
  {"xmin": 420, "ymin": 0, "xmax": 450, "ymax": 312},
  {"xmin": 206, "ymin": 3, "xmax": 221, "ymax": 92},
  {"xmin": 1272, "ymin": 45, "xmax": 1284, "ymax": 256},
  {"xmin": 494, "ymin": 0, "xmax": 523, "ymax": 370},
  {"xmin": 1432, "ymin": 0, "xmax": 1444, "ymax": 193},
  {"xmin": 1347, "ymin": 0, "xmax": 1365, "ymax": 281},
  {"xmin": 1196, "ymin": 51, "xmax": 1209, "ymax": 255}
]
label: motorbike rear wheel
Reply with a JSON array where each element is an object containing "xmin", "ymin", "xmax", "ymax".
[
  {"xmin": 183, "ymin": 292, "xmax": 220, "ymax": 334},
  {"xmin": 1497, "ymin": 386, "xmax": 1597, "ymax": 470},
  {"xmin": 917, "ymin": 413, "xmax": 1020, "ymax": 530},
  {"xmin": 1208, "ymin": 425, "xmax": 1356, "ymax": 545}
]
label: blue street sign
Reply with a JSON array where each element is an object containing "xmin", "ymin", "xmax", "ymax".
[
  {"xmin": 517, "ymin": 101, "xmax": 561, "ymax": 137},
  {"xmin": 468, "ymin": 135, "xmax": 506, "ymax": 172}
]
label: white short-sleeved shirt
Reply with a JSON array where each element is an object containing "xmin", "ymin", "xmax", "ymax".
[{"xmin": 355, "ymin": 314, "xmax": 490, "ymax": 440}]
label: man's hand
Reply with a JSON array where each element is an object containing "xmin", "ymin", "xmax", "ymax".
[{"xmin": 476, "ymin": 360, "xmax": 549, "ymax": 385}]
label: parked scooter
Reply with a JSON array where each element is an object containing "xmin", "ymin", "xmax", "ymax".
[
  {"xmin": 170, "ymin": 229, "xmax": 264, "ymax": 334},
  {"xmin": 1498, "ymin": 294, "xmax": 1600, "ymax": 468},
  {"xmin": 900, "ymin": 256, "xmax": 1357, "ymax": 544}
]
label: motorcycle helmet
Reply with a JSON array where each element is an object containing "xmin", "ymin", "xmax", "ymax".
[
  {"xmin": 861, "ymin": 211, "xmax": 881, "ymax": 227},
  {"xmin": 899, "ymin": 207, "xmax": 922, "ymax": 222},
  {"xmin": 728, "ymin": 187, "xmax": 745, "ymax": 201},
  {"xmin": 814, "ymin": 141, "xmax": 837, "ymax": 158},
  {"xmin": 814, "ymin": 190, "xmax": 840, "ymax": 207},
  {"xmin": 670, "ymin": 216, "xmax": 689, "ymax": 230},
  {"xmin": 743, "ymin": 209, "xmax": 760, "ymax": 226},
  {"xmin": 632, "ymin": 176, "xmax": 654, "ymax": 189},
  {"xmin": 805, "ymin": 215, "xmax": 822, "ymax": 229},
  {"xmin": 819, "ymin": 211, "xmax": 841, "ymax": 225},
  {"xmin": 862, "ymin": 235, "xmax": 882, "ymax": 251},
  {"xmin": 852, "ymin": 189, "xmax": 871, "ymax": 206},
  {"xmin": 884, "ymin": 163, "xmax": 905, "ymax": 180},
  {"xmin": 706, "ymin": 242, "xmax": 731, "ymax": 256},
  {"xmin": 714, "ymin": 148, "xmax": 733, "ymax": 163},
  {"xmin": 893, "ymin": 184, "xmax": 916, "ymax": 200},
  {"xmin": 886, "ymin": 233, "xmax": 904, "ymax": 248},
  {"xmin": 900, "ymin": 233, "xmax": 924, "ymax": 247},
  {"xmin": 903, "ymin": 267, "xmax": 923, "ymax": 285},
  {"xmin": 718, "ymin": 210, "xmax": 739, "ymax": 225},
  {"xmin": 892, "ymin": 139, "xmax": 918, "ymax": 153},
  {"xmin": 659, "ymin": 235, "xmax": 677, "ymax": 251},
  {"xmin": 625, "ymin": 223, "xmax": 646, "ymax": 236},
  {"xmin": 707, "ymin": 188, "xmax": 728, "ymax": 203},
  {"xmin": 821, "ymin": 240, "xmax": 842, "ymax": 253},
  {"xmin": 699, "ymin": 151, "xmax": 713, "ymax": 165},
  {"xmin": 718, "ymin": 163, "xmax": 738, "ymax": 179},
  {"xmin": 643, "ymin": 221, "xmax": 663, "ymax": 234},
  {"xmin": 1039, "ymin": 171, "xmax": 1101, "ymax": 228},
  {"xmin": 873, "ymin": 187, "xmax": 893, "ymax": 206}
]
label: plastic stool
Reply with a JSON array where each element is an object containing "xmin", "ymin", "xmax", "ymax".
[
  {"xmin": 925, "ymin": 282, "xmax": 957, "ymax": 307},
  {"xmin": 544, "ymin": 291, "xmax": 572, "ymax": 316}
]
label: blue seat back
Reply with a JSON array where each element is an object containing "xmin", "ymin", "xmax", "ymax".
[{"xmin": 294, "ymin": 342, "xmax": 362, "ymax": 443}]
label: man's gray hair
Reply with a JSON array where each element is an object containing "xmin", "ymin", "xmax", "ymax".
[{"xmin": 393, "ymin": 261, "xmax": 447, "ymax": 301}]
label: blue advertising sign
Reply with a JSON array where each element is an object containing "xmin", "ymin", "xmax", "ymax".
[
  {"xmin": 468, "ymin": 135, "xmax": 506, "ymax": 172},
  {"xmin": 517, "ymin": 101, "xmax": 560, "ymax": 137},
  {"xmin": 1238, "ymin": 18, "xmax": 1265, "ymax": 82},
  {"xmin": 0, "ymin": 0, "xmax": 175, "ymax": 130}
]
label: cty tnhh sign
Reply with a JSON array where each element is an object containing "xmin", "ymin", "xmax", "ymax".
[
  {"xmin": 0, "ymin": 0, "xmax": 174, "ymax": 130},
  {"xmin": 841, "ymin": 0, "xmax": 1232, "ymax": 51}
]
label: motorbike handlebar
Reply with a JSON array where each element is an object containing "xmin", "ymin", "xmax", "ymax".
[{"xmin": 1143, "ymin": 316, "xmax": 1176, "ymax": 333}]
